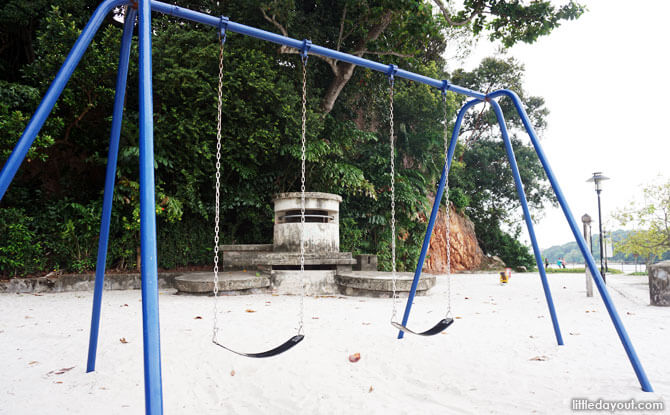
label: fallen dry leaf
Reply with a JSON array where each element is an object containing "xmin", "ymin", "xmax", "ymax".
[
  {"xmin": 627, "ymin": 312, "xmax": 635, "ymax": 315},
  {"xmin": 230, "ymin": 370, "xmax": 235, "ymax": 376},
  {"xmin": 312, "ymin": 317, "xmax": 320, "ymax": 320},
  {"xmin": 368, "ymin": 386, "xmax": 374, "ymax": 393},
  {"xmin": 194, "ymin": 316, "xmax": 202, "ymax": 320},
  {"xmin": 53, "ymin": 366, "xmax": 75, "ymax": 375},
  {"xmin": 120, "ymin": 338, "xmax": 128, "ymax": 344},
  {"xmin": 454, "ymin": 316, "xmax": 462, "ymax": 319},
  {"xmin": 569, "ymin": 332, "xmax": 581, "ymax": 336},
  {"xmin": 361, "ymin": 322, "xmax": 370, "ymax": 325},
  {"xmin": 29, "ymin": 361, "xmax": 39, "ymax": 365},
  {"xmin": 245, "ymin": 309, "xmax": 256, "ymax": 313},
  {"xmin": 529, "ymin": 355, "xmax": 548, "ymax": 361},
  {"xmin": 348, "ymin": 353, "xmax": 361, "ymax": 363},
  {"xmin": 54, "ymin": 381, "xmax": 63, "ymax": 384}
]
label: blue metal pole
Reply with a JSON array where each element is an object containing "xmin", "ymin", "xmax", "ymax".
[
  {"xmin": 489, "ymin": 89, "xmax": 653, "ymax": 392},
  {"xmin": 86, "ymin": 7, "xmax": 137, "ymax": 374},
  {"xmin": 397, "ymin": 99, "xmax": 481, "ymax": 339},
  {"xmin": 488, "ymin": 99, "xmax": 564, "ymax": 346},
  {"xmin": 138, "ymin": 0, "xmax": 164, "ymax": 412},
  {"xmin": 0, "ymin": 0, "xmax": 129, "ymax": 201},
  {"xmin": 148, "ymin": 0, "xmax": 486, "ymax": 100}
]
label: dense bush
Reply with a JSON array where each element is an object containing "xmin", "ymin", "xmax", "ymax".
[
  {"xmin": 0, "ymin": 208, "xmax": 44, "ymax": 276},
  {"xmin": 0, "ymin": 2, "xmax": 563, "ymax": 276}
]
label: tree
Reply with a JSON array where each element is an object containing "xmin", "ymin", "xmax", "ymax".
[
  {"xmin": 432, "ymin": 0, "xmax": 585, "ymax": 47},
  {"xmin": 613, "ymin": 177, "xmax": 670, "ymax": 265},
  {"xmin": 446, "ymin": 57, "xmax": 556, "ymax": 269},
  {"xmin": 0, "ymin": 1, "xmax": 580, "ymax": 275},
  {"xmin": 258, "ymin": 0, "xmax": 584, "ymax": 114}
]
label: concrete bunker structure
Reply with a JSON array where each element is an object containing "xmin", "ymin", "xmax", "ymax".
[
  {"xmin": 175, "ymin": 192, "xmax": 435, "ymax": 296},
  {"xmin": 273, "ymin": 192, "xmax": 341, "ymax": 253}
]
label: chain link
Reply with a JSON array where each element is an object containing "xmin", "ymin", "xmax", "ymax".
[
  {"xmin": 389, "ymin": 78, "xmax": 399, "ymax": 322},
  {"xmin": 297, "ymin": 56, "xmax": 308, "ymax": 335},
  {"xmin": 212, "ymin": 33, "xmax": 226, "ymax": 343},
  {"xmin": 442, "ymin": 92, "xmax": 452, "ymax": 319}
]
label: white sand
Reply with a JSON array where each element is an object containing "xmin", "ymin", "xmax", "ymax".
[{"xmin": 1, "ymin": 272, "xmax": 668, "ymax": 414}]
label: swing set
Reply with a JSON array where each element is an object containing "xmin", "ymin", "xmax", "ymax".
[{"xmin": 0, "ymin": 1, "xmax": 654, "ymax": 413}]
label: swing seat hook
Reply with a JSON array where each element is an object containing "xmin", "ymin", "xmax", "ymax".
[
  {"xmin": 219, "ymin": 16, "xmax": 229, "ymax": 43},
  {"xmin": 301, "ymin": 39, "xmax": 312, "ymax": 63},
  {"xmin": 387, "ymin": 64, "xmax": 398, "ymax": 83}
]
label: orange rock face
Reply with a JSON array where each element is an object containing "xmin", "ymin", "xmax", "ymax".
[{"xmin": 422, "ymin": 201, "xmax": 485, "ymax": 273}]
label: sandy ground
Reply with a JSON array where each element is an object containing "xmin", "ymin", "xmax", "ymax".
[{"xmin": 1, "ymin": 272, "xmax": 668, "ymax": 414}]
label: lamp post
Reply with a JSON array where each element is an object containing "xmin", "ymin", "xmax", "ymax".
[
  {"xmin": 582, "ymin": 213, "xmax": 594, "ymax": 297},
  {"xmin": 587, "ymin": 172, "xmax": 609, "ymax": 283}
]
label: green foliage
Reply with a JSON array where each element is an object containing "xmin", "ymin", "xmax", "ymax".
[
  {"xmin": 0, "ymin": 208, "xmax": 44, "ymax": 276},
  {"xmin": 0, "ymin": 80, "xmax": 58, "ymax": 161},
  {"xmin": 613, "ymin": 177, "xmax": 670, "ymax": 265},
  {"xmin": 543, "ymin": 229, "xmax": 649, "ymax": 264},
  {"xmin": 545, "ymin": 267, "xmax": 622, "ymax": 275},
  {"xmin": 439, "ymin": 0, "xmax": 585, "ymax": 47},
  {"xmin": 447, "ymin": 57, "xmax": 556, "ymax": 270},
  {"xmin": 0, "ymin": 1, "xmax": 580, "ymax": 276}
]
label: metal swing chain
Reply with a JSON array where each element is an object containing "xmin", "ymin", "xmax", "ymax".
[
  {"xmin": 297, "ymin": 54, "xmax": 308, "ymax": 335},
  {"xmin": 442, "ymin": 91, "xmax": 452, "ymax": 319},
  {"xmin": 389, "ymin": 77, "xmax": 399, "ymax": 322},
  {"xmin": 212, "ymin": 30, "xmax": 226, "ymax": 343}
]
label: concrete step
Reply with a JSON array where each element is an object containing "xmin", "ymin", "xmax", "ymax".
[
  {"xmin": 219, "ymin": 244, "xmax": 272, "ymax": 252},
  {"xmin": 335, "ymin": 271, "xmax": 436, "ymax": 297},
  {"xmin": 222, "ymin": 251, "xmax": 356, "ymax": 267},
  {"xmin": 174, "ymin": 271, "xmax": 270, "ymax": 295}
]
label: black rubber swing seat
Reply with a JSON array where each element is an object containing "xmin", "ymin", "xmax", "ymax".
[
  {"xmin": 392, "ymin": 318, "xmax": 454, "ymax": 336},
  {"xmin": 213, "ymin": 334, "xmax": 304, "ymax": 358}
]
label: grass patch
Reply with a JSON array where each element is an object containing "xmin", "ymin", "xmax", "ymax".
[
  {"xmin": 627, "ymin": 271, "xmax": 647, "ymax": 276},
  {"xmin": 545, "ymin": 267, "xmax": 623, "ymax": 274}
]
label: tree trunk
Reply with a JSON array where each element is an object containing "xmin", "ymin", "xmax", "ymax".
[{"xmin": 320, "ymin": 62, "xmax": 356, "ymax": 113}]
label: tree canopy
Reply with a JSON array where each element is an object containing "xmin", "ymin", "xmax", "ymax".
[
  {"xmin": 613, "ymin": 177, "xmax": 670, "ymax": 265},
  {"xmin": 0, "ymin": 0, "xmax": 583, "ymax": 276}
]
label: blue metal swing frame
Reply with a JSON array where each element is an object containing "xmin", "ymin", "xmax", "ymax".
[{"xmin": 0, "ymin": 1, "xmax": 653, "ymax": 413}]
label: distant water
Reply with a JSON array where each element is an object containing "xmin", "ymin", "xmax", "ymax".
[{"xmin": 562, "ymin": 262, "xmax": 646, "ymax": 273}]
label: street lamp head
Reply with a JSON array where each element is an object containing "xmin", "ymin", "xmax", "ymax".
[
  {"xmin": 581, "ymin": 213, "xmax": 592, "ymax": 225},
  {"xmin": 586, "ymin": 171, "xmax": 610, "ymax": 192}
]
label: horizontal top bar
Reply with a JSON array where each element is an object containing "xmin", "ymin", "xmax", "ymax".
[{"xmin": 149, "ymin": 0, "xmax": 487, "ymax": 100}]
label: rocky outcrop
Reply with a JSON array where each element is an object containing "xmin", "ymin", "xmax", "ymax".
[
  {"xmin": 421, "ymin": 200, "xmax": 488, "ymax": 273},
  {"xmin": 649, "ymin": 260, "xmax": 670, "ymax": 306}
]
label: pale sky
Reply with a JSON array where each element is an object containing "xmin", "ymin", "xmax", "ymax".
[{"xmin": 449, "ymin": 0, "xmax": 670, "ymax": 249}]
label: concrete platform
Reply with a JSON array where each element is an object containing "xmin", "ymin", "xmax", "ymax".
[
  {"xmin": 174, "ymin": 271, "xmax": 271, "ymax": 295},
  {"xmin": 272, "ymin": 270, "xmax": 338, "ymax": 296},
  {"xmin": 221, "ymin": 251, "xmax": 356, "ymax": 267},
  {"xmin": 335, "ymin": 271, "xmax": 436, "ymax": 297}
]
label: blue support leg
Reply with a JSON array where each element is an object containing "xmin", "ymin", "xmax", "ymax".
[
  {"xmin": 489, "ymin": 89, "xmax": 653, "ymax": 392},
  {"xmin": 86, "ymin": 7, "xmax": 137, "ymax": 374},
  {"xmin": 397, "ymin": 99, "xmax": 481, "ymax": 339},
  {"xmin": 138, "ymin": 0, "xmax": 164, "ymax": 412},
  {"xmin": 0, "ymin": 0, "xmax": 128, "ymax": 201},
  {"xmin": 489, "ymin": 99, "xmax": 564, "ymax": 346}
]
